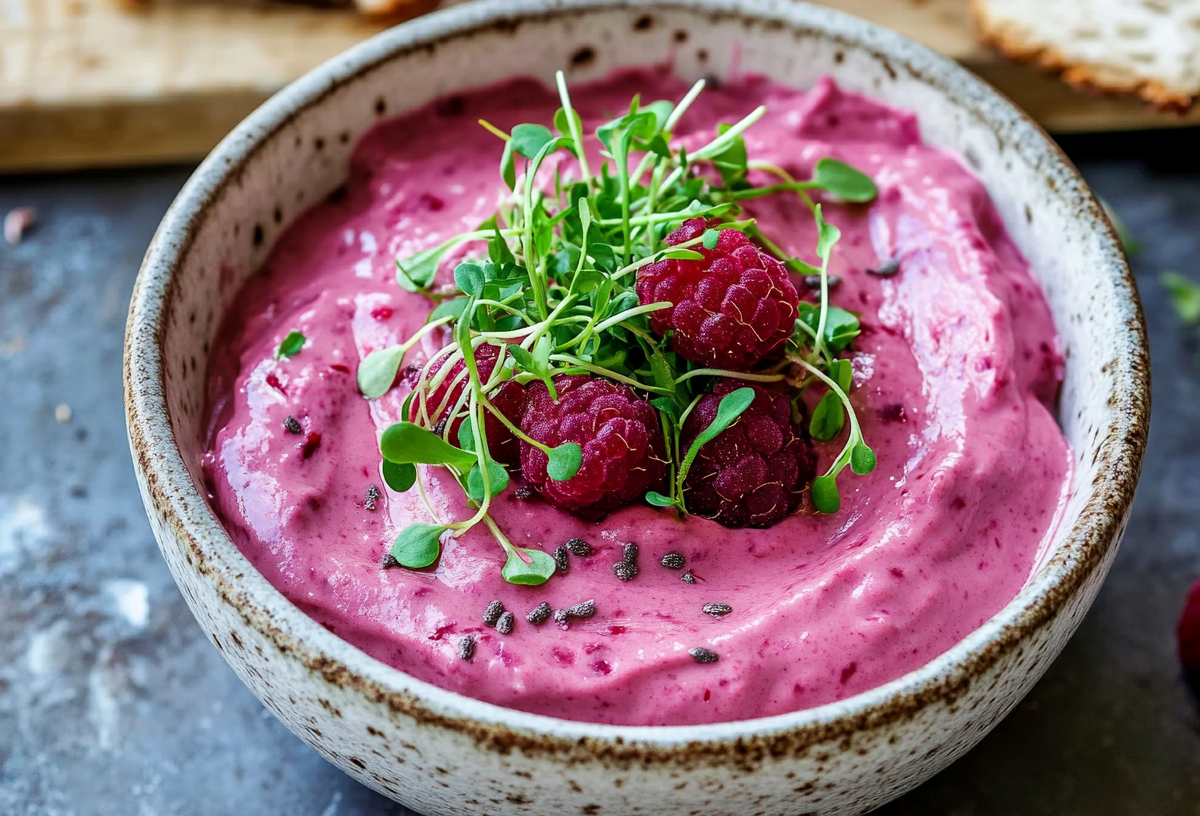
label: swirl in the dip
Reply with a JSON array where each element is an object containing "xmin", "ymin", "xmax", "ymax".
[{"xmin": 201, "ymin": 69, "xmax": 1072, "ymax": 726}]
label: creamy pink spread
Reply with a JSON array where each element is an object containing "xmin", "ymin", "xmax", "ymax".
[{"xmin": 201, "ymin": 70, "xmax": 1072, "ymax": 726}]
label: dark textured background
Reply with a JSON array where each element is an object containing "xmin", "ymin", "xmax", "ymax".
[{"xmin": 1, "ymin": 129, "xmax": 1198, "ymax": 815}]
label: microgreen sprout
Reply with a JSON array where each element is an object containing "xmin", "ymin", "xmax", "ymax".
[
  {"xmin": 276, "ymin": 330, "xmax": 305, "ymax": 360},
  {"xmin": 363, "ymin": 72, "xmax": 880, "ymax": 583}
]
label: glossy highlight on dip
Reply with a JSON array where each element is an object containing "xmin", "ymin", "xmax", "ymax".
[{"xmin": 200, "ymin": 68, "xmax": 1073, "ymax": 726}]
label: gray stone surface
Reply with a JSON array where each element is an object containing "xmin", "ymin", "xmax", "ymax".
[{"xmin": 1, "ymin": 135, "xmax": 1198, "ymax": 814}]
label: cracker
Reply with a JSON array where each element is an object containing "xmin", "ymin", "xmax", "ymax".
[{"xmin": 971, "ymin": 0, "xmax": 1200, "ymax": 110}]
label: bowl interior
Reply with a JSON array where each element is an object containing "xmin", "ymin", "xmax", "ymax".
[{"xmin": 133, "ymin": 0, "xmax": 1142, "ymax": 737}]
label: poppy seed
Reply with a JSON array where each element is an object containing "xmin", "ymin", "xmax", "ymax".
[
  {"xmin": 703, "ymin": 603, "xmax": 732, "ymax": 617},
  {"xmin": 458, "ymin": 635, "xmax": 475, "ymax": 661},
  {"xmin": 689, "ymin": 647, "xmax": 719, "ymax": 664},
  {"xmin": 496, "ymin": 611, "xmax": 515, "ymax": 635},
  {"xmin": 682, "ymin": 572, "xmax": 697, "ymax": 584},
  {"xmin": 553, "ymin": 545, "xmax": 570, "ymax": 573},
  {"xmin": 364, "ymin": 485, "xmax": 381, "ymax": 512},
  {"xmin": 283, "ymin": 415, "xmax": 303, "ymax": 434}
]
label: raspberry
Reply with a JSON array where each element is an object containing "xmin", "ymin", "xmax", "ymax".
[
  {"xmin": 519, "ymin": 375, "xmax": 666, "ymax": 519},
  {"xmin": 416, "ymin": 343, "xmax": 524, "ymax": 466},
  {"xmin": 1179, "ymin": 577, "xmax": 1200, "ymax": 686},
  {"xmin": 637, "ymin": 218, "xmax": 799, "ymax": 371},
  {"xmin": 679, "ymin": 380, "xmax": 817, "ymax": 528}
]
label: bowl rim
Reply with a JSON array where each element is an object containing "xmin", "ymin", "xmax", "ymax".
[{"xmin": 124, "ymin": 0, "xmax": 1149, "ymax": 760}]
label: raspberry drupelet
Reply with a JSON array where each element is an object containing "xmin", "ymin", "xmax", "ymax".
[
  {"xmin": 680, "ymin": 380, "xmax": 817, "ymax": 528},
  {"xmin": 414, "ymin": 342, "xmax": 525, "ymax": 466},
  {"xmin": 636, "ymin": 217, "xmax": 800, "ymax": 371},
  {"xmin": 519, "ymin": 375, "xmax": 666, "ymax": 519}
]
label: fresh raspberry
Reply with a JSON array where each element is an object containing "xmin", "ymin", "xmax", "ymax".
[
  {"xmin": 1179, "ymin": 577, "xmax": 1200, "ymax": 686},
  {"xmin": 636, "ymin": 218, "xmax": 799, "ymax": 371},
  {"xmin": 417, "ymin": 343, "xmax": 524, "ymax": 466},
  {"xmin": 519, "ymin": 375, "xmax": 666, "ymax": 519},
  {"xmin": 679, "ymin": 380, "xmax": 817, "ymax": 528}
]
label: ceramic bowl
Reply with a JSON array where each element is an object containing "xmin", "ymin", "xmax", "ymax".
[{"xmin": 124, "ymin": 0, "xmax": 1149, "ymax": 813}]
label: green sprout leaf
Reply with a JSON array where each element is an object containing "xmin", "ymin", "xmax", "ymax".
[
  {"xmin": 389, "ymin": 523, "xmax": 445, "ymax": 569},
  {"xmin": 832, "ymin": 358, "xmax": 853, "ymax": 393},
  {"xmin": 380, "ymin": 422, "xmax": 477, "ymax": 472},
  {"xmin": 547, "ymin": 443, "xmax": 583, "ymax": 481},
  {"xmin": 467, "ymin": 458, "xmax": 510, "ymax": 501},
  {"xmin": 396, "ymin": 244, "xmax": 449, "ymax": 292},
  {"xmin": 813, "ymin": 158, "xmax": 878, "ymax": 203},
  {"xmin": 500, "ymin": 139, "xmax": 517, "ymax": 190},
  {"xmin": 676, "ymin": 387, "xmax": 755, "ymax": 506},
  {"xmin": 851, "ymin": 443, "xmax": 876, "ymax": 476},
  {"xmin": 428, "ymin": 297, "xmax": 469, "ymax": 323},
  {"xmin": 811, "ymin": 475, "xmax": 840, "ymax": 514},
  {"xmin": 510, "ymin": 123, "xmax": 555, "ymax": 159},
  {"xmin": 276, "ymin": 331, "xmax": 305, "ymax": 360},
  {"xmin": 809, "ymin": 390, "xmax": 846, "ymax": 442},
  {"xmin": 382, "ymin": 460, "xmax": 417, "ymax": 493},
  {"xmin": 554, "ymin": 107, "xmax": 583, "ymax": 139},
  {"xmin": 357, "ymin": 346, "xmax": 404, "ymax": 398},
  {"xmin": 501, "ymin": 547, "xmax": 557, "ymax": 585},
  {"xmin": 645, "ymin": 491, "xmax": 678, "ymax": 508},
  {"xmin": 701, "ymin": 229, "xmax": 720, "ymax": 250},
  {"xmin": 815, "ymin": 205, "xmax": 842, "ymax": 262},
  {"xmin": 454, "ymin": 261, "xmax": 485, "ymax": 297},
  {"xmin": 1162, "ymin": 272, "xmax": 1200, "ymax": 326}
]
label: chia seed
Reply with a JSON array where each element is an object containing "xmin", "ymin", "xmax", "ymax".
[
  {"xmin": 483, "ymin": 600, "xmax": 505, "ymax": 626},
  {"xmin": 564, "ymin": 537, "xmax": 593, "ymax": 557},
  {"xmin": 514, "ymin": 485, "xmax": 537, "ymax": 501},
  {"xmin": 431, "ymin": 418, "xmax": 448, "ymax": 437},
  {"xmin": 526, "ymin": 602, "xmax": 552, "ymax": 625},
  {"xmin": 364, "ymin": 485, "xmax": 381, "ymax": 512},
  {"xmin": 554, "ymin": 599, "xmax": 597, "ymax": 627},
  {"xmin": 495, "ymin": 611, "xmax": 515, "ymax": 635},
  {"xmin": 381, "ymin": 553, "xmax": 400, "ymax": 569},
  {"xmin": 803, "ymin": 274, "xmax": 842, "ymax": 290},
  {"xmin": 661, "ymin": 552, "xmax": 685, "ymax": 570},
  {"xmin": 622, "ymin": 542, "xmax": 639, "ymax": 563},
  {"xmin": 689, "ymin": 647, "xmax": 719, "ymax": 664},
  {"xmin": 682, "ymin": 572, "xmax": 697, "ymax": 584},
  {"xmin": 553, "ymin": 545, "xmax": 570, "ymax": 573},
  {"xmin": 566, "ymin": 600, "xmax": 596, "ymax": 619},
  {"xmin": 458, "ymin": 635, "xmax": 475, "ymax": 661},
  {"xmin": 867, "ymin": 258, "xmax": 901, "ymax": 278},
  {"xmin": 283, "ymin": 415, "xmax": 303, "ymax": 434},
  {"xmin": 613, "ymin": 561, "xmax": 639, "ymax": 582},
  {"xmin": 702, "ymin": 603, "xmax": 733, "ymax": 617}
]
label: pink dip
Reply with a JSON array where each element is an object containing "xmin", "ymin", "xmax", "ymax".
[{"xmin": 202, "ymin": 70, "xmax": 1073, "ymax": 726}]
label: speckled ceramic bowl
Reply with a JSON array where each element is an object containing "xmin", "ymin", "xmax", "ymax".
[{"xmin": 123, "ymin": 1, "xmax": 1149, "ymax": 813}]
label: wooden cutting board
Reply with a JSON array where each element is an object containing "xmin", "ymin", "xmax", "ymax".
[{"xmin": 1, "ymin": 0, "xmax": 1197, "ymax": 173}]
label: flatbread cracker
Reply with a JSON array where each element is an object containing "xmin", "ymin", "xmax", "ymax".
[{"xmin": 971, "ymin": 0, "xmax": 1200, "ymax": 110}]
